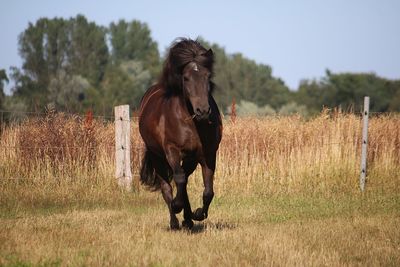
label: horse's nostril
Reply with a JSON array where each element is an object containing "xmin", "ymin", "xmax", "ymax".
[{"xmin": 195, "ymin": 107, "xmax": 210, "ymax": 118}]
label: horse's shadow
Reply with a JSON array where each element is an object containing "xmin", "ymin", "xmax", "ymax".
[{"xmin": 167, "ymin": 221, "xmax": 237, "ymax": 234}]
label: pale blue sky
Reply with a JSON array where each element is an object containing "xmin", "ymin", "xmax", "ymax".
[{"xmin": 1, "ymin": 0, "xmax": 399, "ymax": 93}]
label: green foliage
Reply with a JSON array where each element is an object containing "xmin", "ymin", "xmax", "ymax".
[
  {"xmin": 198, "ymin": 38, "xmax": 291, "ymax": 111},
  {"xmin": 6, "ymin": 15, "xmax": 400, "ymax": 116},
  {"xmin": 385, "ymin": 80, "xmax": 400, "ymax": 112},
  {"xmin": 10, "ymin": 66, "xmax": 43, "ymax": 110},
  {"xmin": 0, "ymin": 69, "xmax": 8, "ymax": 109},
  {"xmin": 296, "ymin": 79, "xmax": 326, "ymax": 114},
  {"xmin": 48, "ymin": 70, "xmax": 90, "ymax": 112},
  {"xmin": 88, "ymin": 60, "xmax": 151, "ymax": 115},
  {"xmin": 12, "ymin": 15, "xmax": 109, "ymax": 111},
  {"xmin": 109, "ymin": 20, "xmax": 160, "ymax": 79},
  {"xmin": 10, "ymin": 16, "xmax": 161, "ymax": 115},
  {"xmin": 2, "ymin": 96, "xmax": 28, "ymax": 121},
  {"xmin": 278, "ymin": 102, "xmax": 308, "ymax": 116},
  {"xmin": 234, "ymin": 100, "xmax": 276, "ymax": 116},
  {"xmin": 232, "ymin": 100, "xmax": 307, "ymax": 117},
  {"xmin": 67, "ymin": 15, "xmax": 109, "ymax": 85},
  {"xmin": 295, "ymin": 70, "xmax": 399, "ymax": 113}
]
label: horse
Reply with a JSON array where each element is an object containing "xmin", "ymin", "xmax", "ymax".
[{"xmin": 138, "ymin": 38, "xmax": 222, "ymax": 230}]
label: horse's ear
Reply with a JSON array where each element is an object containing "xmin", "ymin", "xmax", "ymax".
[{"xmin": 203, "ymin": 48, "xmax": 214, "ymax": 57}]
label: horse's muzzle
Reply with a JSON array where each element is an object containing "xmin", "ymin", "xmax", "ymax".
[{"xmin": 195, "ymin": 106, "xmax": 211, "ymax": 120}]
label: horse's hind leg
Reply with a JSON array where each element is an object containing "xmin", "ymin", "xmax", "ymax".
[
  {"xmin": 159, "ymin": 178, "xmax": 179, "ymax": 230},
  {"xmin": 151, "ymin": 152, "xmax": 179, "ymax": 230}
]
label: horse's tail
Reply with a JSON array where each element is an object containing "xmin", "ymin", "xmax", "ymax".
[{"xmin": 140, "ymin": 149, "xmax": 161, "ymax": 191}]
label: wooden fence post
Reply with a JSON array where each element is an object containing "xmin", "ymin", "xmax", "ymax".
[
  {"xmin": 115, "ymin": 105, "xmax": 132, "ymax": 191},
  {"xmin": 360, "ymin": 96, "xmax": 369, "ymax": 192}
]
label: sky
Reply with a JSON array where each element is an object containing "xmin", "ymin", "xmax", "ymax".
[{"xmin": 1, "ymin": 0, "xmax": 399, "ymax": 94}]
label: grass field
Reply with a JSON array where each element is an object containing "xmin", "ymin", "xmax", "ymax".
[{"xmin": 1, "ymin": 112, "xmax": 399, "ymax": 266}]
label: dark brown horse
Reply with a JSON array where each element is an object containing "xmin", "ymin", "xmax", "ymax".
[{"xmin": 139, "ymin": 38, "xmax": 222, "ymax": 229}]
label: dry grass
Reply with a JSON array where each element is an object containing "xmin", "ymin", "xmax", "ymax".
[
  {"xmin": 0, "ymin": 111, "xmax": 400, "ymax": 266},
  {"xmin": 1, "ymin": 196, "xmax": 399, "ymax": 266},
  {"xmin": 214, "ymin": 112, "xmax": 400, "ymax": 196}
]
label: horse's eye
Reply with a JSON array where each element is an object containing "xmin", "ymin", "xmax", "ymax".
[{"xmin": 183, "ymin": 76, "xmax": 189, "ymax": 82}]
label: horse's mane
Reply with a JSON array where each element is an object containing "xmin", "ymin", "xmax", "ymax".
[{"xmin": 158, "ymin": 38, "xmax": 215, "ymax": 96}]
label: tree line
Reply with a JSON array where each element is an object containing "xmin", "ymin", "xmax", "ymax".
[{"xmin": 1, "ymin": 14, "xmax": 399, "ymax": 119}]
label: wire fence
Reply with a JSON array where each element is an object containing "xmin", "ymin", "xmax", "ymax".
[
  {"xmin": 0, "ymin": 107, "xmax": 384, "ymax": 150},
  {"xmin": 0, "ymin": 109, "xmax": 139, "ymax": 121},
  {"xmin": 1, "ymin": 104, "xmax": 399, "ymax": 191},
  {"xmin": 0, "ymin": 108, "xmax": 397, "ymax": 130},
  {"xmin": 0, "ymin": 109, "xmax": 114, "ymax": 119}
]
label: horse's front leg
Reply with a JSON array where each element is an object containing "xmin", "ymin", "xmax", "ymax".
[
  {"xmin": 165, "ymin": 146, "xmax": 187, "ymax": 215},
  {"xmin": 180, "ymin": 159, "xmax": 198, "ymax": 229},
  {"xmin": 192, "ymin": 156, "xmax": 215, "ymax": 221}
]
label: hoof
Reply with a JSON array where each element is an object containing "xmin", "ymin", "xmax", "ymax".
[
  {"xmin": 170, "ymin": 217, "xmax": 180, "ymax": 230},
  {"xmin": 171, "ymin": 199, "xmax": 183, "ymax": 214},
  {"xmin": 182, "ymin": 219, "xmax": 194, "ymax": 229},
  {"xmin": 192, "ymin": 208, "xmax": 207, "ymax": 221}
]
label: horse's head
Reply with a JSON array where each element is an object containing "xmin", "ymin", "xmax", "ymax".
[
  {"xmin": 182, "ymin": 61, "xmax": 212, "ymax": 120},
  {"xmin": 159, "ymin": 38, "xmax": 215, "ymax": 120}
]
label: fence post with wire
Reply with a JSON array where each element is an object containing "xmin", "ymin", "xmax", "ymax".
[
  {"xmin": 360, "ymin": 96, "xmax": 370, "ymax": 192},
  {"xmin": 114, "ymin": 105, "xmax": 132, "ymax": 191}
]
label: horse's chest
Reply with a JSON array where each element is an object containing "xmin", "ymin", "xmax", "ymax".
[{"xmin": 174, "ymin": 127, "xmax": 202, "ymax": 152}]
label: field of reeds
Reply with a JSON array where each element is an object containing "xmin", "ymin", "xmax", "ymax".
[{"xmin": 1, "ymin": 111, "xmax": 400, "ymax": 266}]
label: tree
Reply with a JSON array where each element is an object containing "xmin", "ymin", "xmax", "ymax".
[
  {"xmin": 12, "ymin": 15, "xmax": 109, "ymax": 111},
  {"xmin": 323, "ymin": 71, "xmax": 391, "ymax": 112},
  {"xmin": 48, "ymin": 70, "xmax": 90, "ymax": 112},
  {"xmin": 387, "ymin": 81, "xmax": 400, "ymax": 112},
  {"xmin": 67, "ymin": 15, "xmax": 109, "ymax": 85},
  {"xmin": 198, "ymin": 38, "xmax": 291, "ymax": 111},
  {"xmin": 296, "ymin": 79, "xmax": 327, "ymax": 114},
  {"xmin": 109, "ymin": 20, "xmax": 160, "ymax": 80},
  {"xmin": 0, "ymin": 69, "xmax": 8, "ymax": 109},
  {"xmin": 294, "ymin": 70, "xmax": 398, "ymax": 113},
  {"xmin": 12, "ymin": 16, "xmax": 400, "ymax": 117},
  {"xmin": 85, "ymin": 60, "xmax": 152, "ymax": 116}
]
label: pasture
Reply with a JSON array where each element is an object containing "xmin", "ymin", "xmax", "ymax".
[{"xmin": 1, "ymin": 112, "xmax": 399, "ymax": 266}]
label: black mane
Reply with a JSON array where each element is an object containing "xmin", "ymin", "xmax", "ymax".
[{"xmin": 158, "ymin": 38, "xmax": 214, "ymax": 96}]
